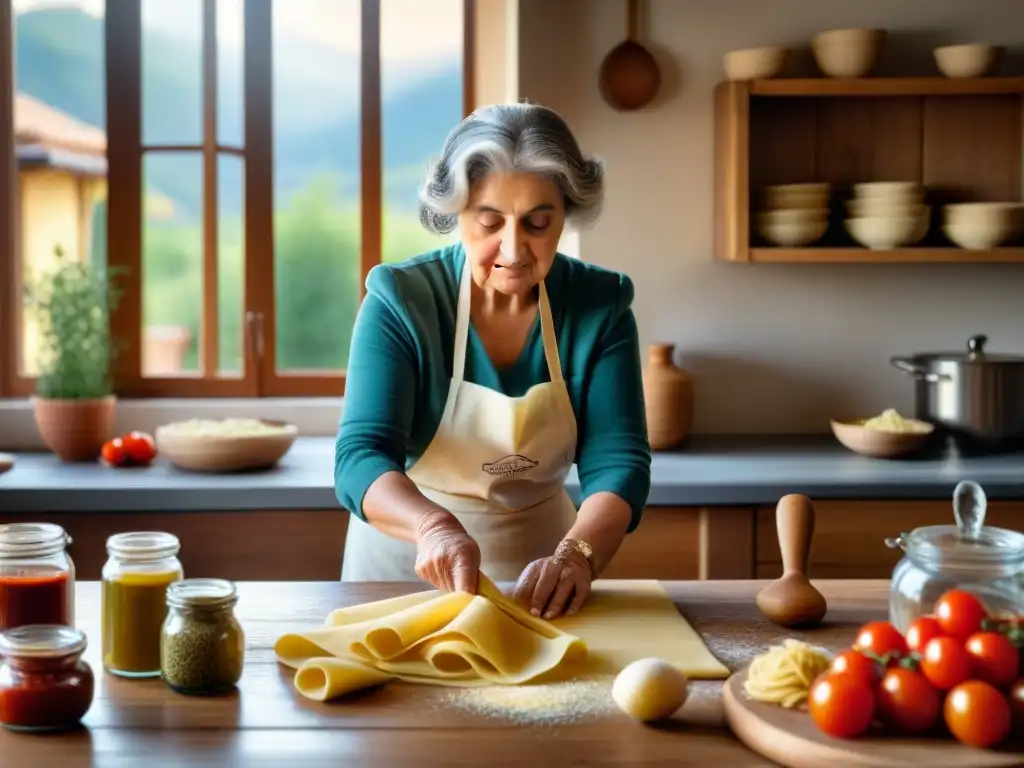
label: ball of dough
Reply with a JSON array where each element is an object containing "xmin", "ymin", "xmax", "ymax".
[{"xmin": 611, "ymin": 658, "xmax": 690, "ymax": 722}]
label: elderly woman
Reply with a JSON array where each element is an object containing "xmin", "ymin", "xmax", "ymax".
[{"xmin": 335, "ymin": 103, "xmax": 651, "ymax": 620}]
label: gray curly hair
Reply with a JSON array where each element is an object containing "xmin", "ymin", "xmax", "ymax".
[{"xmin": 418, "ymin": 103, "xmax": 604, "ymax": 236}]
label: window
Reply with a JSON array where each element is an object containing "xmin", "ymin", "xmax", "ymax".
[{"xmin": 1, "ymin": 0, "xmax": 472, "ymax": 398}]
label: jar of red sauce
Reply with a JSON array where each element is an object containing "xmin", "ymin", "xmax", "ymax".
[
  {"xmin": 0, "ymin": 523, "xmax": 75, "ymax": 631},
  {"xmin": 0, "ymin": 625, "xmax": 94, "ymax": 732}
]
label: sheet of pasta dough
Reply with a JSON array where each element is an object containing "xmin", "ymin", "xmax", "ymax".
[{"xmin": 274, "ymin": 576, "xmax": 727, "ymax": 702}]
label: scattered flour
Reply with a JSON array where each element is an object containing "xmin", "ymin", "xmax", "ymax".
[{"xmin": 429, "ymin": 675, "xmax": 617, "ymax": 726}]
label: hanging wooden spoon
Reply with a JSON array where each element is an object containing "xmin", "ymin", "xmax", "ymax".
[
  {"xmin": 756, "ymin": 494, "xmax": 828, "ymax": 628},
  {"xmin": 599, "ymin": 0, "xmax": 661, "ymax": 111}
]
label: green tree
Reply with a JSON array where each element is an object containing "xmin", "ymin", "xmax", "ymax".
[{"xmin": 137, "ymin": 173, "xmax": 447, "ymax": 374}]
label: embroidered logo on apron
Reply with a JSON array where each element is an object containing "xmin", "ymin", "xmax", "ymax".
[{"xmin": 481, "ymin": 454, "xmax": 539, "ymax": 477}]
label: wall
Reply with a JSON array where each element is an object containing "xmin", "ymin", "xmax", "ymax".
[
  {"xmin": 517, "ymin": 0, "xmax": 1024, "ymax": 434},
  {"xmin": 18, "ymin": 169, "xmax": 102, "ymax": 377}
]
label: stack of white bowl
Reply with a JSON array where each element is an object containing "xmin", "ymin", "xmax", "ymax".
[
  {"xmin": 943, "ymin": 203, "xmax": 1022, "ymax": 251},
  {"xmin": 756, "ymin": 183, "xmax": 830, "ymax": 247},
  {"xmin": 844, "ymin": 182, "xmax": 930, "ymax": 250}
]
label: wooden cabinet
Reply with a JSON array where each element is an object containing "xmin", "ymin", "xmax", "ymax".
[
  {"xmin": 6, "ymin": 501, "xmax": 1020, "ymax": 582},
  {"xmin": 714, "ymin": 76, "xmax": 1024, "ymax": 264},
  {"xmin": 603, "ymin": 506, "xmax": 754, "ymax": 581},
  {"xmin": 0, "ymin": 510, "xmax": 350, "ymax": 582},
  {"xmin": 1, "ymin": 506, "xmax": 755, "ymax": 582},
  {"xmin": 755, "ymin": 500, "xmax": 1024, "ymax": 579}
]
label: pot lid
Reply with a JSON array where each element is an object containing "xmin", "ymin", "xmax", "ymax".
[{"xmin": 905, "ymin": 334, "xmax": 1024, "ymax": 364}]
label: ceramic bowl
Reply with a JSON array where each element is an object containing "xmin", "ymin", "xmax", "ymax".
[
  {"xmin": 943, "ymin": 203, "xmax": 1021, "ymax": 250},
  {"xmin": 723, "ymin": 46, "xmax": 788, "ymax": 81},
  {"xmin": 155, "ymin": 418, "xmax": 299, "ymax": 472},
  {"xmin": 831, "ymin": 418, "xmax": 935, "ymax": 459},
  {"xmin": 756, "ymin": 209, "xmax": 829, "ymax": 246},
  {"xmin": 812, "ymin": 28, "xmax": 886, "ymax": 78},
  {"xmin": 763, "ymin": 183, "xmax": 831, "ymax": 210},
  {"xmin": 934, "ymin": 44, "xmax": 1004, "ymax": 78},
  {"xmin": 845, "ymin": 213, "xmax": 929, "ymax": 250}
]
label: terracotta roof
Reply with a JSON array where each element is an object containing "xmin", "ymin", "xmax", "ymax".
[{"xmin": 14, "ymin": 92, "xmax": 106, "ymax": 157}]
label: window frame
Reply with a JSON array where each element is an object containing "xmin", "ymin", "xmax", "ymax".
[{"xmin": 1, "ymin": 0, "xmax": 475, "ymax": 399}]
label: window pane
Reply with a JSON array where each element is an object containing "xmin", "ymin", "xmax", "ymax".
[
  {"xmin": 141, "ymin": 152, "xmax": 202, "ymax": 376},
  {"xmin": 272, "ymin": 0, "xmax": 360, "ymax": 372},
  {"xmin": 218, "ymin": 153, "xmax": 244, "ymax": 374},
  {"xmin": 142, "ymin": 0, "xmax": 202, "ymax": 146},
  {"xmin": 217, "ymin": 0, "xmax": 243, "ymax": 147},
  {"xmin": 13, "ymin": 0, "xmax": 107, "ymax": 377},
  {"xmin": 381, "ymin": 0, "xmax": 464, "ymax": 265}
]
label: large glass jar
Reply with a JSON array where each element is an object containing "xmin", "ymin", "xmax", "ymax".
[
  {"xmin": 101, "ymin": 531, "xmax": 183, "ymax": 678},
  {"xmin": 887, "ymin": 481, "xmax": 1024, "ymax": 633},
  {"xmin": 0, "ymin": 523, "xmax": 75, "ymax": 631},
  {"xmin": 161, "ymin": 578, "xmax": 244, "ymax": 695},
  {"xmin": 0, "ymin": 625, "xmax": 95, "ymax": 732}
]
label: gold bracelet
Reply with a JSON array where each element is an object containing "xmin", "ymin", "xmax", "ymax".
[{"xmin": 555, "ymin": 538, "xmax": 596, "ymax": 577}]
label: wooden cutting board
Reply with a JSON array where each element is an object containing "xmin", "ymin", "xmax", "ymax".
[{"xmin": 722, "ymin": 670, "xmax": 1024, "ymax": 767}]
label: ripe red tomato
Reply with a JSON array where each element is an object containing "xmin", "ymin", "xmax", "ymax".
[
  {"xmin": 1010, "ymin": 679, "xmax": 1024, "ymax": 733},
  {"xmin": 830, "ymin": 649, "xmax": 883, "ymax": 686},
  {"xmin": 934, "ymin": 589, "xmax": 988, "ymax": 641},
  {"xmin": 101, "ymin": 437, "xmax": 128, "ymax": 467},
  {"xmin": 122, "ymin": 431, "xmax": 157, "ymax": 466},
  {"xmin": 876, "ymin": 667, "xmax": 941, "ymax": 734},
  {"xmin": 853, "ymin": 621, "xmax": 908, "ymax": 661},
  {"xmin": 808, "ymin": 672, "xmax": 876, "ymax": 739},
  {"xmin": 905, "ymin": 616, "xmax": 944, "ymax": 653},
  {"xmin": 965, "ymin": 631, "xmax": 1019, "ymax": 688},
  {"xmin": 944, "ymin": 680, "xmax": 1012, "ymax": 748},
  {"xmin": 920, "ymin": 636, "xmax": 973, "ymax": 691}
]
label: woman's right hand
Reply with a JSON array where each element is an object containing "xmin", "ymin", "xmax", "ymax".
[{"xmin": 414, "ymin": 510, "xmax": 481, "ymax": 593}]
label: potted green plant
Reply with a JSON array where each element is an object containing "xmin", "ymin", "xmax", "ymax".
[{"xmin": 23, "ymin": 245, "xmax": 123, "ymax": 461}]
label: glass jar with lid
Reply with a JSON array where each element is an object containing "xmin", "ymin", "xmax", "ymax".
[
  {"xmin": 0, "ymin": 523, "xmax": 75, "ymax": 631},
  {"xmin": 0, "ymin": 624, "xmax": 94, "ymax": 732},
  {"xmin": 102, "ymin": 531, "xmax": 183, "ymax": 678},
  {"xmin": 887, "ymin": 480, "xmax": 1024, "ymax": 633},
  {"xmin": 161, "ymin": 578, "xmax": 244, "ymax": 695}
]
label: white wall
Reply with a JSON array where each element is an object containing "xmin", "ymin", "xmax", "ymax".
[{"xmin": 517, "ymin": 0, "xmax": 1024, "ymax": 434}]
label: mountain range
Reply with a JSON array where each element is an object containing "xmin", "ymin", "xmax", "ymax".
[{"xmin": 14, "ymin": 6, "xmax": 464, "ymax": 220}]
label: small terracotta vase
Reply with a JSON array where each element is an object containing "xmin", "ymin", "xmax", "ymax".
[
  {"xmin": 642, "ymin": 343, "xmax": 694, "ymax": 450},
  {"xmin": 31, "ymin": 395, "xmax": 117, "ymax": 462}
]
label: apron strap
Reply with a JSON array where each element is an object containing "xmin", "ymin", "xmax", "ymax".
[
  {"xmin": 537, "ymin": 280, "xmax": 563, "ymax": 384},
  {"xmin": 452, "ymin": 257, "xmax": 564, "ymax": 385},
  {"xmin": 451, "ymin": 256, "xmax": 474, "ymax": 386}
]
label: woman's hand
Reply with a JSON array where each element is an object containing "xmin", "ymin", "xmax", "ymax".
[
  {"xmin": 414, "ymin": 511, "xmax": 481, "ymax": 593},
  {"xmin": 513, "ymin": 539, "xmax": 596, "ymax": 620}
]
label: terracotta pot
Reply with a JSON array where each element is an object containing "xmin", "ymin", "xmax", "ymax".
[
  {"xmin": 31, "ymin": 395, "xmax": 117, "ymax": 462},
  {"xmin": 642, "ymin": 343, "xmax": 694, "ymax": 450}
]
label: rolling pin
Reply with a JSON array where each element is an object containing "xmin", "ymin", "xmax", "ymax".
[{"xmin": 755, "ymin": 494, "xmax": 828, "ymax": 628}]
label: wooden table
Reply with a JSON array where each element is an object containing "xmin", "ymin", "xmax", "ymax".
[{"xmin": 0, "ymin": 579, "xmax": 891, "ymax": 766}]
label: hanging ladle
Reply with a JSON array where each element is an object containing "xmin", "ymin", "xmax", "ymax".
[{"xmin": 598, "ymin": 0, "xmax": 662, "ymax": 111}]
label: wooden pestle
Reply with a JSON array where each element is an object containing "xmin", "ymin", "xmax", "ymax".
[{"xmin": 755, "ymin": 494, "xmax": 828, "ymax": 628}]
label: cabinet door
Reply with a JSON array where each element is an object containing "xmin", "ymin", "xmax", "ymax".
[
  {"xmin": 756, "ymin": 501, "xmax": 1024, "ymax": 579},
  {"xmin": 602, "ymin": 506, "xmax": 755, "ymax": 581}
]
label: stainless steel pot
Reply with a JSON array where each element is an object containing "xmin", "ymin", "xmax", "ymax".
[{"xmin": 890, "ymin": 334, "xmax": 1024, "ymax": 453}]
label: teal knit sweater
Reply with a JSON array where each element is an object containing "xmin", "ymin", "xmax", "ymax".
[{"xmin": 334, "ymin": 243, "xmax": 652, "ymax": 532}]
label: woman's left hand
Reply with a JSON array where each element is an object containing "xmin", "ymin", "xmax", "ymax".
[{"xmin": 513, "ymin": 540, "xmax": 595, "ymax": 620}]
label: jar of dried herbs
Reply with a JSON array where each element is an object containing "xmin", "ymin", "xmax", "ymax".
[{"xmin": 160, "ymin": 578, "xmax": 244, "ymax": 695}]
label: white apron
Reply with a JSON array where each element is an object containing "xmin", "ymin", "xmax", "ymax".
[{"xmin": 341, "ymin": 259, "xmax": 579, "ymax": 583}]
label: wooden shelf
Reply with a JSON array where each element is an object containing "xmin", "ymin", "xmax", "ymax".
[
  {"xmin": 747, "ymin": 247, "xmax": 1024, "ymax": 264},
  {"xmin": 713, "ymin": 78, "xmax": 1024, "ymax": 264},
  {"xmin": 748, "ymin": 77, "xmax": 1024, "ymax": 98}
]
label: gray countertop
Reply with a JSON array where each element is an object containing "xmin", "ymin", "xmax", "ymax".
[{"xmin": 1, "ymin": 436, "xmax": 1023, "ymax": 513}]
